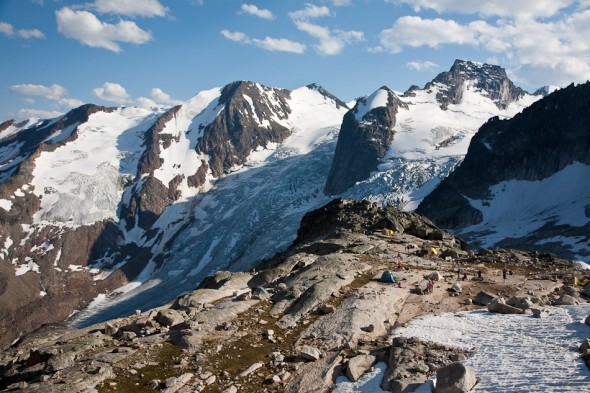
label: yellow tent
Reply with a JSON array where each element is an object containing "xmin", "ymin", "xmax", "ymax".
[
  {"xmin": 573, "ymin": 277, "xmax": 580, "ymax": 286},
  {"xmin": 430, "ymin": 247, "xmax": 438, "ymax": 255}
]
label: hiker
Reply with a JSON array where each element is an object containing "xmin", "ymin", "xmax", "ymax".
[
  {"xmin": 462, "ymin": 272, "xmax": 467, "ymax": 281},
  {"xmin": 396, "ymin": 261, "xmax": 402, "ymax": 271},
  {"xmin": 502, "ymin": 267, "xmax": 507, "ymax": 281},
  {"xmin": 397, "ymin": 281, "xmax": 403, "ymax": 288},
  {"xmin": 427, "ymin": 279, "xmax": 434, "ymax": 294},
  {"xmin": 457, "ymin": 268, "xmax": 461, "ymax": 279}
]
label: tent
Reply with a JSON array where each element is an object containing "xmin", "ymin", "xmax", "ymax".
[
  {"xmin": 429, "ymin": 272, "xmax": 444, "ymax": 281},
  {"xmin": 381, "ymin": 271, "xmax": 397, "ymax": 283},
  {"xmin": 430, "ymin": 247, "xmax": 438, "ymax": 255}
]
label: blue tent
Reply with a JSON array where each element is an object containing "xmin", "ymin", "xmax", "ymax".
[{"xmin": 381, "ymin": 271, "xmax": 397, "ymax": 283}]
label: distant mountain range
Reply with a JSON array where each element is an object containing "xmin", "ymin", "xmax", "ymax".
[{"xmin": 1, "ymin": 59, "xmax": 588, "ymax": 349}]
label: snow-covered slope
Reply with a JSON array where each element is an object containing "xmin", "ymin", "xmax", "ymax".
[
  {"xmin": 0, "ymin": 81, "xmax": 348, "ymax": 345},
  {"xmin": 417, "ymin": 82, "xmax": 590, "ymax": 262},
  {"xmin": 338, "ymin": 60, "xmax": 542, "ymax": 210}
]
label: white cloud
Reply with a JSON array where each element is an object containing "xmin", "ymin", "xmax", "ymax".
[
  {"xmin": 406, "ymin": 60, "xmax": 439, "ymax": 71},
  {"xmin": 377, "ymin": 11, "xmax": 590, "ymax": 88},
  {"xmin": 136, "ymin": 96, "xmax": 158, "ymax": 108},
  {"xmin": 0, "ymin": 23, "xmax": 13, "ymax": 36},
  {"xmin": 9, "ymin": 83, "xmax": 84, "ymax": 113},
  {"xmin": 251, "ymin": 36, "xmax": 307, "ymax": 53},
  {"xmin": 376, "ymin": 16, "xmax": 476, "ymax": 53},
  {"xmin": 18, "ymin": 108, "xmax": 63, "ymax": 119},
  {"xmin": 289, "ymin": 4, "xmax": 363, "ymax": 55},
  {"xmin": 56, "ymin": 7, "xmax": 152, "ymax": 53},
  {"xmin": 387, "ymin": 0, "xmax": 577, "ymax": 19},
  {"xmin": 149, "ymin": 88, "xmax": 182, "ymax": 105},
  {"xmin": 93, "ymin": 82, "xmax": 131, "ymax": 104},
  {"xmin": 221, "ymin": 30, "xmax": 306, "ymax": 54},
  {"xmin": 293, "ymin": 20, "xmax": 364, "ymax": 55},
  {"xmin": 58, "ymin": 98, "xmax": 85, "ymax": 108},
  {"xmin": 0, "ymin": 22, "xmax": 45, "ymax": 39},
  {"xmin": 221, "ymin": 30, "xmax": 247, "ymax": 42},
  {"xmin": 9, "ymin": 84, "xmax": 67, "ymax": 100},
  {"xmin": 93, "ymin": 0, "xmax": 168, "ymax": 18},
  {"xmin": 241, "ymin": 4, "xmax": 274, "ymax": 20},
  {"xmin": 289, "ymin": 4, "xmax": 330, "ymax": 20}
]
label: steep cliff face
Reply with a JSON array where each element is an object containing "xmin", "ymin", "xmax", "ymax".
[
  {"xmin": 426, "ymin": 59, "xmax": 526, "ymax": 109},
  {"xmin": 197, "ymin": 81, "xmax": 292, "ymax": 178},
  {"xmin": 417, "ymin": 82, "xmax": 590, "ymax": 259},
  {"xmin": 324, "ymin": 87, "xmax": 407, "ymax": 196}
]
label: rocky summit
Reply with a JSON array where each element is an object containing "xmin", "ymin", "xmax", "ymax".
[{"xmin": 1, "ymin": 199, "xmax": 588, "ymax": 393}]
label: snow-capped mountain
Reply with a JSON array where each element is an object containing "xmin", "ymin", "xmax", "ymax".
[
  {"xmin": 332, "ymin": 59, "xmax": 543, "ymax": 210},
  {"xmin": 0, "ymin": 81, "xmax": 348, "ymax": 348},
  {"xmin": 417, "ymin": 82, "xmax": 590, "ymax": 261}
]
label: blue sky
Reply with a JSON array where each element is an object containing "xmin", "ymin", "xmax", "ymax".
[{"xmin": 1, "ymin": 0, "xmax": 590, "ymax": 121}]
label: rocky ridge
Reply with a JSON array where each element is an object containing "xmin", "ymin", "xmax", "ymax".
[
  {"xmin": 417, "ymin": 82, "xmax": 590, "ymax": 259},
  {"xmin": 425, "ymin": 59, "xmax": 526, "ymax": 110},
  {"xmin": 1, "ymin": 199, "xmax": 588, "ymax": 393}
]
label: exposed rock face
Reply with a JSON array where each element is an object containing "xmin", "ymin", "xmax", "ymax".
[
  {"xmin": 197, "ymin": 81, "xmax": 292, "ymax": 178},
  {"xmin": 426, "ymin": 59, "xmax": 525, "ymax": 110},
  {"xmin": 381, "ymin": 337, "xmax": 470, "ymax": 392},
  {"xmin": 417, "ymin": 82, "xmax": 590, "ymax": 259},
  {"xmin": 324, "ymin": 87, "xmax": 407, "ymax": 195}
]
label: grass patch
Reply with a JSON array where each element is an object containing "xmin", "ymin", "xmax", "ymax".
[{"xmin": 97, "ymin": 342, "xmax": 185, "ymax": 393}]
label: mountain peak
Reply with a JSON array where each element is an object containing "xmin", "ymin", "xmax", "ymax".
[
  {"xmin": 426, "ymin": 59, "xmax": 526, "ymax": 109},
  {"xmin": 306, "ymin": 83, "xmax": 349, "ymax": 109}
]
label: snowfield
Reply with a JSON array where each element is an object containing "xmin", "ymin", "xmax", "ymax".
[
  {"xmin": 344, "ymin": 82, "xmax": 541, "ymax": 210},
  {"xmin": 460, "ymin": 162, "xmax": 590, "ymax": 262},
  {"xmin": 31, "ymin": 107, "xmax": 159, "ymax": 225},
  {"xmin": 336, "ymin": 305, "xmax": 590, "ymax": 392}
]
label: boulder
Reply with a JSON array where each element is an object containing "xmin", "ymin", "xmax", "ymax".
[
  {"xmin": 531, "ymin": 308, "xmax": 554, "ymax": 318},
  {"xmin": 346, "ymin": 354, "xmax": 376, "ymax": 382},
  {"xmin": 585, "ymin": 315, "xmax": 590, "ymax": 326},
  {"xmin": 435, "ymin": 362, "xmax": 477, "ymax": 393},
  {"xmin": 46, "ymin": 354, "xmax": 75, "ymax": 372},
  {"xmin": 156, "ymin": 309, "xmax": 185, "ymax": 327},
  {"xmin": 450, "ymin": 283, "xmax": 462, "ymax": 294},
  {"xmin": 562, "ymin": 285, "xmax": 579, "ymax": 297},
  {"xmin": 579, "ymin": 338, "xmax": 590, "ymax": 354},
  {"xmin": 298, "ymin": 345, "xmax": 321, "ymax": 361},
  {"xmin": 487, "ymin": 298, "xmax": 524, "ymax": 314},
  {"xmin": 506, "ymin": 296, "xmax": 534, "ymax": 310},
  {"xmin": 582, "ymin": 284, "xmax": 590, "ymax": 297},
  {"xmin": 554, "ymin": 295, "xmax": 579, "ymax": 306},
  {"xmin": 473, "ymin": 291, "xmax": 496, "ymax": 306}
]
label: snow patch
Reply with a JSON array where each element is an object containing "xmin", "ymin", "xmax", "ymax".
[
  {"xmin": 0, "ymin": 199, "xmax": 12, "ymax": 211},
  {"xmin": 355, "ymin": 88, "xmax": 390, "ymax": 121},
  {"xmin": 15, "ymin": 259, "xmax": 40, "ymax": 276},
  {"xmin": 461, "ymin": 162, "xmax": 590, "ymax": 247}
]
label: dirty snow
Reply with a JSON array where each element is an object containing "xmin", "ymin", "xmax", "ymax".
[{"xmin": 335, "ymin": 305, "xmax": 590, "ymax": 392}]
